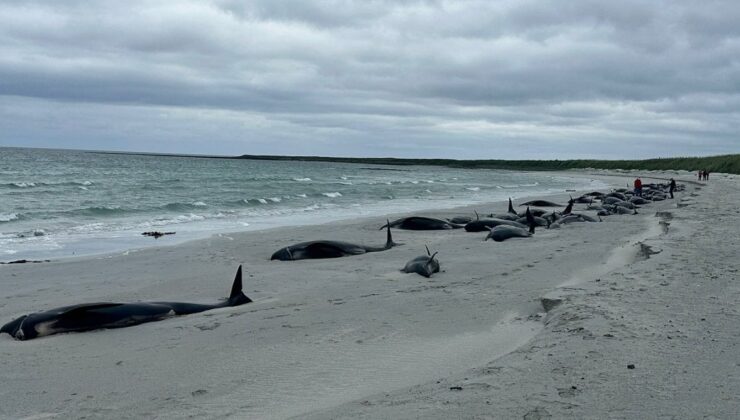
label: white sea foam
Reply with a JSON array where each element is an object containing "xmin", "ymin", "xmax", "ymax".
[
  {"xmin": 192, "ymin": 201, "xmax": 208, "ymax": 207},
  {"xmin": 257, "ymin": 199, "xmax": 268, "ymax": 204},
  {"xmin": 13, "ymin": 182, "xmax": 35, "ymax": 188},
  {"xmin": 322, "ymin": 192, "xmax": 342, "ymax": 198},
  {"xmin": 0, "ymin": 213, "xmax": 19, "ymax": 222},
  {"xmin": 293, "ymin": 177, "xmax": 312, "ymax": 182},
  {"xmin": 296, "ymin": 194, "xmax": 308, "ymax": 198},
  {"xmin": 466, "ymin": 187, "xmax": 481, "ymax": 191},
  {"xmin": 268, "ymin": 197, "xmax": 282, "ymax": 203}
]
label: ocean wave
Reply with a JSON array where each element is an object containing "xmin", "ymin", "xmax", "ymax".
[
  {"xmin": 292, "ymin": 177, "xmax": 312, "ymax": 182},
  {"xmin": 257, "ymin": 199, "xmax": 268, "ymax": 204},
  {"xmin": 322, "ymin": 192, "xmax": 342, "ymax": 198},
  {"xmin": 296, "ymin": 194, "xmax": 308, "ymax": 198},
  {"xmin": 163, "ymin": 202, "xmax": 210, "ymax": 211},
  {"xmin": 268, "ymin": 197, "xmax": 282, "ymax": 203},
  {"xmin": 77, "ymin": 206, "xmax": 127, "ymax": 216},
  {"xmin": 2, "ymin": 180, "xmax": 94, "ymax": 189},
  {"xmin": 0, "ymin": 213, "xmax": 20, "ymax": 222},
  {"xmin": 465, "ymin": 187, "xmax": 481, "ymax": 191},
  {"xmin": 5, "ymin": 182, "xmax": 36, "ymax": 188}
]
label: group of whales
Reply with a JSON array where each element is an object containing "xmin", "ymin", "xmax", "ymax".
[{"xmin": 1, "ymin": 181, "xmax": 682, "ymax": 341}]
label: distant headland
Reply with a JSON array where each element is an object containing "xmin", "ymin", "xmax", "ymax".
[{"xmin": 86, "ymin": 148, "xmax": 740, "ymax": 174}]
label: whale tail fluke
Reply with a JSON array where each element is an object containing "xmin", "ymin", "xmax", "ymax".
[
  {"xmin": 427, "ymin": 251, "xmax": 439, "ymax": 264},
  {"xmin": 228, "ymin": 265, "xmax": 253, "ymax": 306}
]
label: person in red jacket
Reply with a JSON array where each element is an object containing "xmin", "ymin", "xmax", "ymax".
[{"xmin": 634, "ymin": 178, "xmax": 642, "ymax": 197}]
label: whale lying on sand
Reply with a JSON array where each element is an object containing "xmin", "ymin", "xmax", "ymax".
[
  {"xmin": 1, "ymin": 266, "xmax": 252, "ymax": 341},
  {"xmin": 401, "ymin": 246, "xmax": 440, "ymax": 278},
  {"xmin": 271, "ymin": 222, "xmax": 399, "ymax": 261},
  {"xmin": 382, "ymin": 216, "xmax": 463, "ymax": 230}
]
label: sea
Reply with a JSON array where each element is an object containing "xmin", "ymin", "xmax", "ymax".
[{"xmin": 0, "ymin": 147, "xmax": 606, "ymax": 261}]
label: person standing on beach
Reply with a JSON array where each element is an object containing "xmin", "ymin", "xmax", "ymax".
[
  {"xmin": 705, "ymin": 171, "xmax": 710, "ymax": 181},
  {"xmin": 669, "ymin": 178, "xmax": 676, "ymax": 199},
  {"xmin": 698, "ymin": 170, "xmax": 703, "ymax": 181},
  {"xmin": 634, "ymin": 177, "xmax": 643, "ymax": 197}
]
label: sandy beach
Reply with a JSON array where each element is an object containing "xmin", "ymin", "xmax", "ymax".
[{"xmin": 1, "ymin": 170, "xmax": 737, "ymax": 419}]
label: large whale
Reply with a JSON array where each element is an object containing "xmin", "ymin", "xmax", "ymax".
[
  {"xmin": 519, "ymin": 200, "xmax": 564, "ymax": 207},
  {"xmin": 271, "ymin": 222, "xmax": 399, "ymax": 261},
  {"xmin": 1, "ymin": 266, "xmax": 252, "ymax": 341},
  {"xmin": 382, "ymin": 216, "xmax": 463, "ymax": 230}
]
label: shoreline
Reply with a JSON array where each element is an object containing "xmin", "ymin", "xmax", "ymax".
[
  {"xmin": 1, "ymin": 170, "xmax": 608, "ymax": 264},
  {"xmin": 0, "ymin": 170, "xmax": 724, "ymax": 419}
]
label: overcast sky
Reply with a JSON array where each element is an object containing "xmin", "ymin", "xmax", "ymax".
[{"xmin": 1, "ymin": 0, "xmax": 738, "ymax": 159}]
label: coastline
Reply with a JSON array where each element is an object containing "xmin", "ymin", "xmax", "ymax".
[{"xmin": 1, "ymin": 170, "xmax": 732, "ymax": 419}]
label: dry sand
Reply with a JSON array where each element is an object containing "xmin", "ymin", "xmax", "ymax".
[{"xmin": 0, "ymin": 170, "xmax": 737, "ymax": 419}]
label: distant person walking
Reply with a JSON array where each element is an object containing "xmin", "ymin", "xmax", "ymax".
[
  {"xmin": 705, "ymin": 171, "xmax": 710, "ymax": 181},
  {"xmin": 633, "ymin": 177, "xmax": 643, "ymax": 197},
  {"xmin": 698, "ymin": 170, "xmax": 703, "ymax": 181},
  {"xmin": 669, "ymin": 178, "xmax": 676, "ymax": 199}
]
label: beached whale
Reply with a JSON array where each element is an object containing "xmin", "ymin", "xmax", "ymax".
[
  {"xmin": 519, "ymin": 200, "xmax": 564, "ymax": 207},
  {"xmin": 448, "ymin": 215, "xmax": 474, "ymax": 225},
  {"xmin": 382, "ymin": 216, "xmax": 463, "ymax": 230},
  {"xmin": 401, "ymin": 246, "xmax": 440, "ymax": 278},
  {"xmin": 485, "ymin": 225, "xmax": 532, "ymax": 242},
  {"xmin": 271, "ymin": 222, "xmax": 399, "ymax": 261},
  {"xmin": 1, "ymin": 266, "xmax": 252, "ymax": 341},
  {"xmin": 465, "ymin": 211, "xmax": 527, "ymax": 232}
]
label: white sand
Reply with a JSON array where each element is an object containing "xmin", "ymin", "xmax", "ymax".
[{"xmin": 1, "ymin": 170, "xmax": 736, "ymax": 419}]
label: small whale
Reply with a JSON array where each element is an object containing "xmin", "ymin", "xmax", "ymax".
[
  {"xmin": 401, "ymin": 246, "xmax": 440, "ymax": 278},
  {"xmin": 1, "ymin": 266, "xmax": 252, "ymax": 341},
  {"xmin": 465, "ymin": 211, "xmax": 527, "ymax": 232},
  {"xmin": 485, "ymin": 225, "xmax": 532, "ymax": 242}
]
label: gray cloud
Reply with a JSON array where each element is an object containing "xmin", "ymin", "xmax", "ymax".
[{"xmin": 0, "ymin": 0, "xmax": 739, "ymax": 158}]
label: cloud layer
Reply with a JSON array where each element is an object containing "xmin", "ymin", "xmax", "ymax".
[{"xmin": 1, "ymin": 0, "xmax": 739, "ymax": 158}]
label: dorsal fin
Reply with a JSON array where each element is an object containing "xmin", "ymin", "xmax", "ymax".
[
  {"xmin": 508, "ymin": 198, "xmax": 516, "ymax": 215},
  {"xmin": 425, "ymin": 245, "xmax": 431, "ymax": 256},
  {"xmin": 228, "ymin": 265, "xmax": 252, "ymax": 306},
  {"xmin": 229, "ymin": 265, "xmax": 243, "ymax": 300},
  {"xmin": 384, "ymin": 220, "xmax": 398, "ymax": 248}
]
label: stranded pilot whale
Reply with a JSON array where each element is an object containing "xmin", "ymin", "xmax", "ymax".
[
  {"xmin": 271, "ymin": 221, "xmax": 399, "ymax": 261},
  {"xmin": 1, "ymin": 266, "xmax": 252, "ymax": 341},
  {"xmin": 381, "ymin": 216, "xmax": 463, "ymax": 230},
  {"xmin": 401, "ymin": 246, "xmax": 440, "ymax": 278}
]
